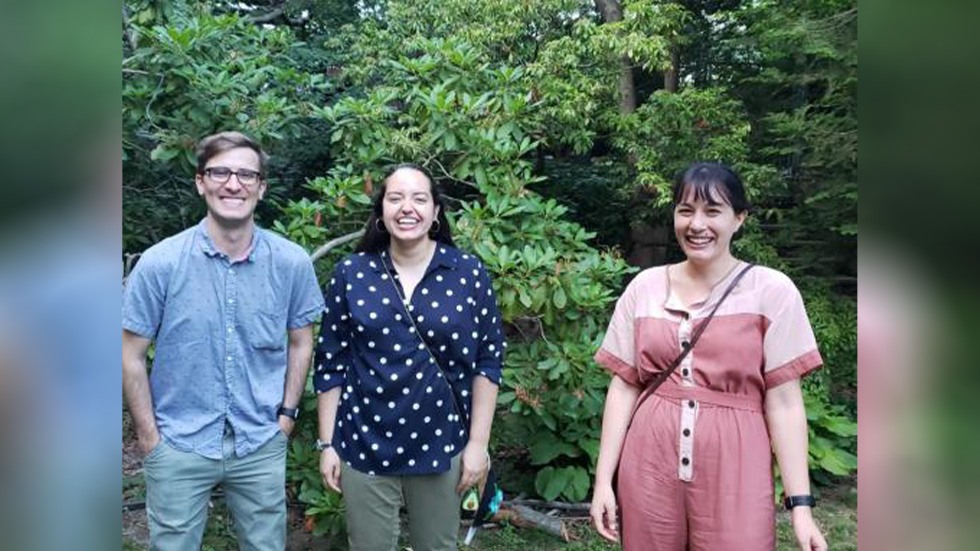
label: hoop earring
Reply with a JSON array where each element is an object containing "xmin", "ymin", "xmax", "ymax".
[
  {"xmin": 375, "ymin": 218, "xmax": 387, "ymax": 233},
  {"xmin": 429, "ymin": 218, "xmax": 441, "ymax": 235}
]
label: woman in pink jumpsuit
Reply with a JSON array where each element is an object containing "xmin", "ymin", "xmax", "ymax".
[{"xmin": 590, "ymin": 162, "xmax": 828, "ymax": 551}]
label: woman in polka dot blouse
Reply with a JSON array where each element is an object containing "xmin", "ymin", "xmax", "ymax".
[{"xmin": 314, "ymin": 164, "xmax": 504, "ymax": 551}]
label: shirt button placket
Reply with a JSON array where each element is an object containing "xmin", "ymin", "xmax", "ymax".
[
  {"xmin": 224, "ymin": 263, "xmax": 237, "ymax": 426},
  {"xmin": 678, "ymin": 397, "xmax": 697, "ymax": 481}
]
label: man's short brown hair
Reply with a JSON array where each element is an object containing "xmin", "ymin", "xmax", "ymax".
[{"xmin": 194, "ymin": 131, "xmax": 269, "ymax": 175}]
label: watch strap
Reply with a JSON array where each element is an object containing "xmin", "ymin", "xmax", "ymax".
[
  {"xmin": 315, "ymin": 438, "xmax": 333, "ymax": 451},
  {"xmin": 277, "ymin": 406, "xmax": 299, "ymax": 420},
  {"xmin": 784, "ymin": 494, "xmax": 816, "ymax": 510}
]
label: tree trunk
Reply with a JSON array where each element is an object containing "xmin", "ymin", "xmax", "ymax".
[
  {"xmin": 594, "ymin": 0, "xmax": 636, "ymax": 115},
  {"xmin": 664, "ymin": 47, "xmax": 680, "ymax": 92}
]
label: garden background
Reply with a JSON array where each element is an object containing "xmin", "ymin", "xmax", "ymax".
[{"xmin": 122, "ymin": 0, "xmax": 856, "ymax": 548}]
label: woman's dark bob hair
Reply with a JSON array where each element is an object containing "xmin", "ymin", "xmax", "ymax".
[
  {"xmin": 672, "ymin": 162, "xmax": 751, "ymax": 214},
  {"xmin": 354, "ymin": 163, "xmax": 455, "ymax": 253}
]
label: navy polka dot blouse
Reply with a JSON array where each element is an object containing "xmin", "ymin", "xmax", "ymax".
[{"xmin": 313, "ymin": 246, "xmax": 505, "ymax": 476}]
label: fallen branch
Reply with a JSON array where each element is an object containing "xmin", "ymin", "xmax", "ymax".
[
  {"xmin": 508, "ymin": 498, "xmax": 591, "ymax": 513},
  {"xmin": 493, "ymin": 503, "xmax": 572, "ymax": 542}
]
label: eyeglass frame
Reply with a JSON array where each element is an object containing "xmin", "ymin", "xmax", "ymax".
[{"xmin": 201, "ymin": 166, "xmax": 265, "ymax": 187}]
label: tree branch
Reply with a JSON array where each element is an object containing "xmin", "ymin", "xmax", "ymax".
[{"xmin": 310, "ymin": 229, "xmax": 366, "ymax": 263}]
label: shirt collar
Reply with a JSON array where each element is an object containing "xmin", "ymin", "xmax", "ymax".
[
  {"xmin": 375, "ymin": 243, "xmax": 458, "ymax": 274},
  {"xmin": 195, "ymin": 218, "xmax": 262, "ymax": 263}
]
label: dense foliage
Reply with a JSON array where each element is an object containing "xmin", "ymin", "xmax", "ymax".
[{"xmin": 123, "ymin": 0, "xmax": 857, "ymax": 530}]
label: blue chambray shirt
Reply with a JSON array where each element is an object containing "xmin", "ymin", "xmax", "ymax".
[
  {"xmin": 313, "ymin": 246, "xmax": 504, "ymax": 476},
  {"xmin": 123, "ymin": 219, "xmax": 324, "ymax": 459}
]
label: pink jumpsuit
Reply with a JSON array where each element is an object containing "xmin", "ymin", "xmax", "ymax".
[{"xmin": 595, "ymin": 264, "xmax": 822, "ymax": 550}]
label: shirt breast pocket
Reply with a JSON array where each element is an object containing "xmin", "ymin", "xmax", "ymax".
[{"xmin": 250, "ymin": 310, "xmax": 287, "ymax": 350}]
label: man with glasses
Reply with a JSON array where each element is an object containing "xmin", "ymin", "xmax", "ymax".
[{"xmin": 123, "ymin": 131, "xmax": 324, "ymax": 550}]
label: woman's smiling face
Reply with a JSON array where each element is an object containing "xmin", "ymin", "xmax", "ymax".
[
  {"xmin": 673, "ymin": 183, "xmax": 746, "ymax": 265},
  {"xmin": 381, "ymin": 167, "xmax": 440, "ymax": 246}
]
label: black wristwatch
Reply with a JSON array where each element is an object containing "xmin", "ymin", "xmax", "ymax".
[
  {"xmin": 783, "ymin": 495, "xmax": 816, "ymax": 510},
  {"xmin": 277, "ymin": 405, "xmax": 299, "ymax": 420},
  {"xmin": 315, "ymin": 438, "xmax": 333, "ymax": 452}
]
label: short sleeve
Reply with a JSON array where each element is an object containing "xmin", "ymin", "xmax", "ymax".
[
  {"xmin": 287, "ymin": 255, "xmax": 325, "ymax": 329},
  {"xmin": 762, "ymin": 277, "xmax": 823, "ymax": 388},
  {"xmin": 312, "ymin": 262, "xmax": 353, "ymax": 393},
  {"xmin": 473, "ymin": 260, "xmax": 504, "ymax": 385},
  {"xmin": 122, "ymin": 248, "xmax": 169, "ymax": 339},
  {"xmin": 594, "ymin": 277, "xmax": 642, "ymax": 387}
]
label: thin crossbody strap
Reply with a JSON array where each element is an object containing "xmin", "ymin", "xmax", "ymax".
[
  {"xmin": 379, "ymin": 253, "xmax": 467, "ymax": 424},
  {"xmin": 626, "ymin": 263, "xmax": 754, "ymax": 425}
]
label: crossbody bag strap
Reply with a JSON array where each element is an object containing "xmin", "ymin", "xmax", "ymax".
[
  {"xmin": 626, "ymin": 263, "xmax": 754, "ymax": 425},
  {"xmin": 379, "ymin": 253, "xmax": 467, "ymax": 424}
]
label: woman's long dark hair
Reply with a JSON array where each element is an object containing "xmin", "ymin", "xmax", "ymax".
[{"xmin": 354, "ymin": 163, "xmax": 455, "ymax": 253}]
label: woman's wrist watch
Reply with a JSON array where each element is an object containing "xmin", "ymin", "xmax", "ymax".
[
  {"xmin": 315, "ymin": 438, "xmax": 333, "ymax": 452},
  {"xmin": 783, "ymin": 495, "xmax": 816, "ymax": 510}
]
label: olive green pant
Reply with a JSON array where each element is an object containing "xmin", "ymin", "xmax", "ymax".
[{"xmin": 341, "ymin": 455, "xmax": 461, "ymax": 551}]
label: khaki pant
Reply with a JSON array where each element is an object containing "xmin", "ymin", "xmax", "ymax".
[
  {"xmin": 143, "ymin": 428, "xmax": 288, "ymax": 551},
  {"xmin": 341, "ymin": 454, "xmax": 461, "ymax": 551}
]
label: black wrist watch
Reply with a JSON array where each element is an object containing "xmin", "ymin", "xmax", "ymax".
[
  {"xmin": 277, "ymin": 405, "xmax": 299, "ymax": 421},
  {"xmin": 315, "ymin": 438, "xmax": 333, "ymax": 452},
  {"xmin": 784, "ymin": 495, "xmax": 816, "ymax": 510}
]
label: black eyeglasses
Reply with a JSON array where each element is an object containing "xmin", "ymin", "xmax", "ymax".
[{"xmin": 203, "ymin": 167, "xmax": 263, "ymax": 186}]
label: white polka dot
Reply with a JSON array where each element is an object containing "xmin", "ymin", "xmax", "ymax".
[
  {"xmin": 416, "ymin": 372, "xmax": 423, "ymax": 380},
  {"xmin": 446, "ymin": 289, "xmax": 453, "ymax": 296},
  {"xmin": 452, "ymin": 333, "xmax": 459, "ymax": 340},
  {"xmin": 422, "ymin": 444, "xmax": 429, "ymax": 451},
  {"xmin": 359, "ymin": 453, "xmax": 365, "ymax": 460},
  {"xmin": 412, "ymin": 403, "xmax": 420, "ymax": 410},
  {"xmin": 385, "ymin": 431, "xmax": 393, "ymax": 438},
  {"xmin": 456, "ymin": 305, "xmax": 463, "ymax": 312},
  {"xmin": 432, "ymin": 460, "xmax": 439, "ymax": 467},
  {"xmin": 369, "ymin": 285, "xmax": 377, "ymax": 292},
  {"xmin": 371, "ymin": 443, "xmax": 379, "ymax": 450},
  {"xmin": 431, "ymin": 301, "xmax": 439, "ymax": 308},
  {"xmin": 382, "ymin": 327, "xmax": 390, "ymax": 335},
  {"xmin": 383, "ymin": 297, "xmax": 390, "ymax": 305},
  {"xmin": 390, "ymin": 373, "xmax": 398, "ymax": 381},
  {"xmin": 436, "ymin": 275, "xmax": 443, "ymax": 282},
  {"xmin": 436, "ymin": 400, "xmax": 443, "ymax": 407},
  {"xmin": 361, "ymin": 425, "xmax": 368, "ymax": 433},
  {"xmin": 356, "ymin": 299, "xmax": 365, "ymax": 306},
  {"xmin": 356, "ymin": 272, "xmax": 364, "ymax": 279},
  {"xmin": 403, "ymin": 388, "xmax": 410, "ymax": 395},
  {"xmin": 422, "ymin": 288, "xmax": 429, "ymax": 295},
  {"xmin": 383, "ymin": 460, "xmax": 390, "ymax": 466},
  {"xmin": 374, "ymin": 415, "xmax": 381, "ymax": 422},
  {"xmin": 435, "ymin": 429, "xmax": 442, "ymax": 436},
  {"xmin": 376, "ymin": 386, "xmax": 383, "ymax": 394},
  {"xmin": 408, "ymin": 459, "xmax": 415, "ymax": 466},
  {"xmin": 406, "ymin": 358, "xmax": 413, "ymax": 366},
  {"xmin": 398, "ymin": 418, "xmax": 406, "ymax": 424},
  {"xmin": 352, "ymin": 406, "xmax": 360, "ymax": 413},
  {"xmin": 394, "ymin": 344, "xmax": 402, "ymax": 351},
  {"xmin": 368, "ymin": 341, "xmax": 376, "ymax": 348},
  {"xmin": 369, "ymin": 312, "xmax": 377, "ymax": 319},
  {"xmin": 388, "ymin": 401, "xmax": 395, "ymax": 409},
  {"xmin": 397, "ymin": 447, "xmax": 404, "ymax": 454},
  {"xmin": 426, "ymin": 386, "xmax": 433, "ymax": 393},
  {"xmin": 411, "ymin": 432, "xmax": 418, "ymax": 439},
  {"xmin": 441, "ymin": 316, "xmax": 449, "ymax": 323}
]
